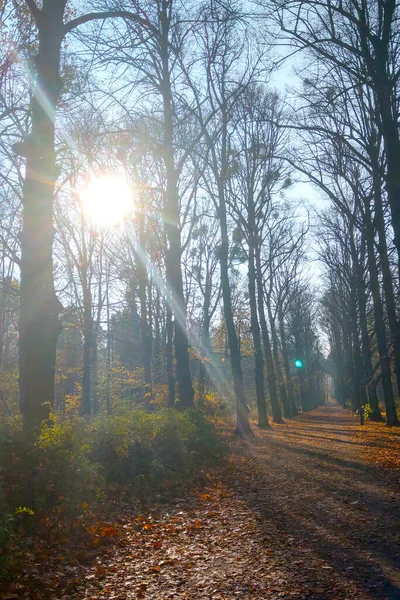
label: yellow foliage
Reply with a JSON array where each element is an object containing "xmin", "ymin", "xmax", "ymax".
[
  {"xmin": 14, "ymin": 506, "xmax": 34, "ymax": 515},
  {"xmin": 0, "ymin": 368, "xmax": 19, "ymax": 420}
]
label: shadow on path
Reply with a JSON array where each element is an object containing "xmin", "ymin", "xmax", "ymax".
[{"xmin": 226, "ymin": 405, "xmax": 400, "ymax": 600}]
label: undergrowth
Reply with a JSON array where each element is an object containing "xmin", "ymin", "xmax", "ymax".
[{"xmin": 0, "ymin": 408, "xmax": 223, "ymax": 579}]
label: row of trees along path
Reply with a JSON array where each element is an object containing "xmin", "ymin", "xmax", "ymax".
[{"xmin": 5, "ymin": 404, "xmax": 400, "ymax": 600}]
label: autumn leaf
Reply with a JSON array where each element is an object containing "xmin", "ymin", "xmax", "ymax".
[{"xmin": 148, "ymin": 565, "xmax": 161, "ymax": 573}]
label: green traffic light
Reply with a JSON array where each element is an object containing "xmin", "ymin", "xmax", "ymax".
[{"xmin": 294, "ymin": 359, "xmax": 303, "ymax": 368}]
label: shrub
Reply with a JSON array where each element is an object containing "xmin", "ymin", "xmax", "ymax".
[
  {"xmin": 89, "ymin": 408, "xmax": 219, "ymax": 499},
  {"xmin": 37, "ymin": 416, "xmax": 105, "ymax": 515},
  {"xmin": 199, "ymin": 390, "xmax": 228, "ymax": 417},
  {"xmin": 90, "ymin": 410, "xmax": 155, "ymax": 488},
  {"xmin": 0, "ymin": 415, "xmax": 105, "ymax": 520},
  {"xmin": 0, "ymin": 406, "xmax": 222, "ymax": 579},
  {"xmin": 185, "ymin": 409, "xmax": 225, "ymax": 458},
  {"xmin": 363, "ymin": 403, "xmax": 374, "ymax": 421},
  {"xmin": 0, "ymin": 488, "xmax": 15, "ymax": 579}
]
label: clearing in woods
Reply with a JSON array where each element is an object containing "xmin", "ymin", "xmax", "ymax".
[{"xmin": 10, "ymin": 405, "xmax": 400, "ymax": 599}]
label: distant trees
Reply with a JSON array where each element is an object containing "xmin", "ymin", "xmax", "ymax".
[
  {"xmin": 269, "ymin": 0, "xmax": 400, "ymax": 424},
  {"xmin": 272, "ymin": 0, "xmax": 400, "ymax": 272}
]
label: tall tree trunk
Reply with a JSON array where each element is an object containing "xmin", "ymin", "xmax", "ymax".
[
  {"xmin": 91, "ymin": 332, "xmax": 99, "ymax": 414},
  {"xmin": 210, "ymin": 86, "xmax": 251, "ymax": 435},
  {"xmin": 278, "ymin": 307, "xmax": 297, "ymax": 416},
  {"xmin": 106, "ymin": 288, "xmax": 112, "ymax": 415},
  {"xmin": 349, "ymin": 276, "xmax": 366, "ymax": 425},
  {"xmin": 79, "ymin": 205, "xmax": 92, "ymax": 416},
  {"xmin": 166, "ymin": 305, "xmax": 175, "ymax": 408},
  {"xmin": 81, "ymin": 297, "xmax": 93, "ymax": 416},
  {"xmin": 357, "ymin": 256, "xmax": 382, "ymax": 420},
  {"xmin": 0, "ymin": 284, "xmax": 6, "ymax": 372},
  {"xmin": 371, "ymin": 154, "xmax": 400, "ymax": 407},
  {"xmin": 294, "ymin": 331, "xmax": 308, "ymax": 412},
  {"xmin": 198, "ymin": 274, "xmax": 212, "ymax": 401},
  {"xmin": 342, "ymin": 330, "xmax": 354, "ymax": 406},
  {"xmin": 348, "ymin": 224, "xmax": 368, "ymax": 424},
  {"xmin": 364, "ymin": 204, "xmax": 399, "ymax": 426},
  {"xmin": 160, "ymin": 6, "xmax": 194, "ymax": 409},
  {"xmin": 255, "ymin": 247, "xmax": 282, "ymax": 423},
  {"xmin": 248, "ymin": 243, "xmax": 270, "ymax": 428},
  {"xmin": 218, "ymin": 194, "xmax": 251, "ymax": 435},
  {"xmin": 331, "ymin": 350, "xmax": 346, "ymax": 407},
  {"xmin": 18, "ymin": 3, "xmax": 64, "ymax": 429},
  {"xmin": 267, "ymin": 300, "xmax": 291, "ymax": 419},
  {"xmin": 198, "ymin": 315, "xmax": 211, "ymax": 402},
  {"xmin": 138, "ymin": 215, "xmax": 152, "ymax": 400},
  {"xmin": 153, "ymin": 285, "xmax": 162, "ymax": 385},
  {"xmin": 372, "ymin": 44, "xmax": 400, "ymax": 276}
]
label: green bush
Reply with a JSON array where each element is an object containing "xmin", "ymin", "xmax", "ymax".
[
  {"xmin": 153, "ymin": 409, "xmax": 197, "ymax": 467},
  {"xmin": 0, "ymin": 415, "xmax": 104, "ymax": 519},
  {"xmin": 0, "ymin": 414, "xmax": 106, "ymax": 578},
  {"xmin": 0, "ymin": 407, "xmax": 221, "ymax": 570},
  {"xmin": 185, "ymin": 409, "xmax": 225, "ymax": 458},
  {"xmin": 89, "ymin": 408, "xmax": 221, "ymax": 498},
  {"xmin": 90, "ymin": 410, "xmax": 154, "ymax": 486},
  {"xmin": 37, "ymin": 416, "xmax": 105, "ymax": 515}
]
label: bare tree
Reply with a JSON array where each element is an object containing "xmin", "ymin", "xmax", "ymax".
[
  {"xmin": 8, "ymin": 0, "xmax": 157, "ymax": 429},
  {"xmin": 188, "ymin": 1, "xmax": 263, "ymax": 434},
  {"xmin": 270, "ymin": 0, "xmax": 400, "ymax": 276}
]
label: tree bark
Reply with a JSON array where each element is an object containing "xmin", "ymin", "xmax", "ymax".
[
  {"xmin": 106, "ymin": 287, "xmax": 112, "ymax": 414},
  {"xmin": 166, "ymin": 305, "xmax": 175, "ymax": 408},
  {"xmin": 370, "ymin": 153, "xmax": 400, "ymax": 408},
  {"xmin": 160, "ymin": 4, "xmax": 194, "ymax": 409},
  {"xmin": 18, "ymin": 1, "xmax": 65, "ymax": 429},
  {"xmin": 368, "ymin": 14, "xmax": 400, "ymax": 276},
  {"xmin": 356, "ymin": 253, "xmax": 382, "ymax": 421},
  {"xmin": 267, "ymin": 300, "xmax": 291, "ymax": 419},
  {"xmin": 255, "ymin": 246, "xmax": 283, "ymax": 423},
  {"xmin": 218, "ymin": 185, "xmax": 251, "ymax": 435},
  {"xmin": 349, "ymin": 274, "xmax": 366, "ymax": 425},
  {"xmin": 80, "ymin": 300, "xmax": 93, "ymax": 416},
  {"xmin": 248, "ymin": 242, "xmax": 270, "ymax": 428},
  {"xmin": 153, "ymin": 285, "xmax": 162, "ymax": 385},
  {"xmin": 278, "ymin": 307, "xmax": 297, "ymax": 415},
  {"xmin": 364, "ymin": 204, "xmax": 399, "ymax": 425},
  {"xmin": 138, "ymin": 214, "xmax": 152, "ymax": 400},
  {"xmin": 198, "ymin": 314, "xmax": 211, "ymax": 402}
]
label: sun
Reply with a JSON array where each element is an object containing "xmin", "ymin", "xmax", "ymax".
[{"xmin": 79, "ymin": 173, "xmax": 134, "ymax": 227}]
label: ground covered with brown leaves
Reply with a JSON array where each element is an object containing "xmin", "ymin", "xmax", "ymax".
[{"xmin": 4, "ymin": 405, "xmax": 400, "ymax": 600}]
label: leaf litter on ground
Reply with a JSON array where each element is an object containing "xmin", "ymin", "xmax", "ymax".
[{"xmin": 2, "ymin": 405, "xmax": 400, "ymax": 600}]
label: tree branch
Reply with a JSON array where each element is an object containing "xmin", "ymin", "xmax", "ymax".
[
  {"xmin": 64, "ymin": 11, "xmax": 158, "ymax": 36},
  {"xmin": 24, "ymin": 0, "xmax": 41, "ymax": 22}
]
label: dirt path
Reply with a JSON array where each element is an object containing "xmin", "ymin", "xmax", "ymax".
[
  {"xmin": 226, "ymin": 405, "xmax": 400, "ymax": 600},
  {"xmin": 40, "ymin": 405, "xmax": 400, "ymax": 599}
]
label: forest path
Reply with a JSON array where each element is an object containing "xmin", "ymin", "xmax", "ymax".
[{"xmin": 77, "ymin": 405, "xmax": 400, "ymax": 599}]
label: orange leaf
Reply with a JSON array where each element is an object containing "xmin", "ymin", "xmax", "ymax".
[{"xmin": 149, "ymin": 565, "xmax": 161, "ymax": 573}]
